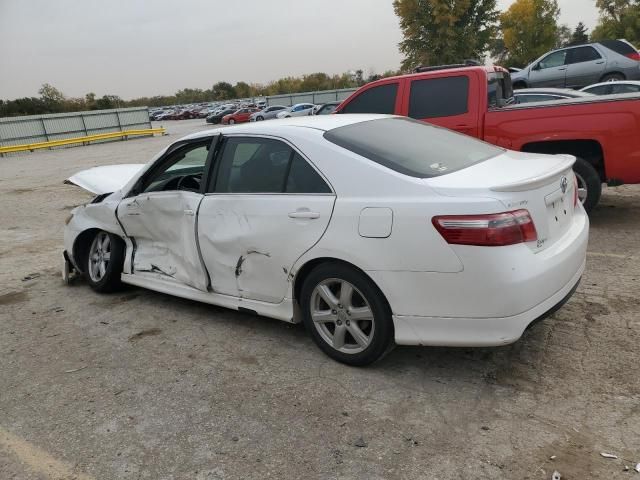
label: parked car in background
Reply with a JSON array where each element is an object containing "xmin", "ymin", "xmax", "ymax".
[
  {"xmin": 155, "ymin": 111, "xmax": 175, "ymax": 121},
  {"xmin": 580, "ymin": 80, "xmax": 640, "ymax": 95},
  {"xmin": 276, "ymin": 103, "xmax": 316, "ymax": 118},
  {"xmin": 63, "ymin": 115, "xmax": 587, "ymax": 366},
  {"xmin": 335, "ymin": 64, "xmax": 640, "ymax": 212},
  {"xmin": 222, "ymin": 107, "xmax": 260, "ymax": 125},
  {"xmin": 311, "ymin": 102, "xmax": 341, "ymax": 115},
  {"xmin": 512, "ymin": 88, "xmax": 594, "ymax": 104},
  {"xmin": 206, "ymin": 108, "xmax": 236, "ymax": 124},
  {"xmin": 250, "ymin": 105, "xmax": 288, "ymax": 121},
  {"xmin": 511, "ymin": 39, "xmax": 640, "ymax": 89}
]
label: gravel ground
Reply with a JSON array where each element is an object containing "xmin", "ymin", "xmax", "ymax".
[{"xmin": 1, "ymin": 118, "xmax": 639, "ymax": 479}]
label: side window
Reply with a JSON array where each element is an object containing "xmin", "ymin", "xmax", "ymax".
[
  {"xmin": 340, "ymin": 83, "xmax": 398, "ymax": 114},
  {"xmin": 285, "ymin": 153, "xmax": 331, "ymax": 193},
  {"xmin": 516, "ymin": 94, "xmax": 559, "ymax": 104},
  {"xmin": 143, "ymin": 142, "xmax": 210, "ymax": 193},
  {"xmin": 586, "ymin": 84, "xmax": 612, "ymax": 95},
  {"xmin": 538, "ymin": 50, "xmax": 567, "ymax": 69},
  {"xmin": 409, "ymin": 76, "xmax": 469, "ymax": 119},
  {"xmin": 613, "ymin": 84, "xmax": 640, "ymax": 94},
  {"xmin": 568, "ymin": 46, "xmax": 601, "ymax": 64},
  {"xmin": 214, "ymin": 138, "xmax": 293, "ymax": 193}
]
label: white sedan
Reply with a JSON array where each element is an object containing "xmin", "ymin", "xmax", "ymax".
[
  {"xmin": 275, "ymin": 103, "xmax": 316, "ymax": 118},
  {"xmin": 63, "ymin": 115, "xmax": 589, "ymax": 366}
]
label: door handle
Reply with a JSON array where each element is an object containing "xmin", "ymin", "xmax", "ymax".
[
  {"xmin": 558, "ymin": 67, "xmax": 567, "ymax": 71},
  {"xmin": 595, "ymin": 60, "xmax": 605, "ymax": 64},
  {"xmin": 184, "ymin": 209, "xmax": 195, "ymax": 216},
  {"xmin": 288, "ymin": 211, "xmax": 320, "ymax": 219}
]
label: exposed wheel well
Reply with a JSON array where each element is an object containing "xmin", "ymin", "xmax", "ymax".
[
  {"xmin": 521, "ymin": 139, "xmax": 605, "ymax": 182},
  {"xmin": 72, "ymin": 229, "xmax": 125, "ymax": 274},
  {"xmin": 293, "ymin": 257, "xmax": 392, "ymax": 311}
]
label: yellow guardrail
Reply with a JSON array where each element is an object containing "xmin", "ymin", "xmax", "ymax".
[{"xmin": 0, "ymin": 128, "xmax": 166, "ymax": 154}]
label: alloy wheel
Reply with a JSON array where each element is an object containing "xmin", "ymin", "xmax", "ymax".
[{"xmin": 88, "ymin": 232, "xmax": 111, "ymax": 282}]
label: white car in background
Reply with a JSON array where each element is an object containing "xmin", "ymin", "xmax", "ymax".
[
  {"xmin": 63, "ymin": 115, "xmax": 588, "ymax": 366},
  {"xmin": 580, "ymin": 80, "xmax": 640, "ymax": 95},
  {"xmin": 276, "ymin": 103, "xmax": 316, "ymax": 118}
]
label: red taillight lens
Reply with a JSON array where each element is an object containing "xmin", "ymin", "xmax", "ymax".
[
  {"xmin": 625, "ymin": 52, "xmax": 640, "ymax": 61},
  {"xmin": 432, "ymin": 209, "xmax": 537, "ymax": 246},
  {"xmin": 573, "ymin": 175, "xmax": 579, "ymax": 207}
]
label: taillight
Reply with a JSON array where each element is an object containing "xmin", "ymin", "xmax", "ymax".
[
  {"xmin": 432, "ymin": 209, "xmax": 537, "ymax": 247},
  {"xmin": 625, "ymin": 52, "xmax": 640, "ymax": 61},
  {"xmin": 573, "ymin": 175, "xmax": 578, "ymax": 207}
]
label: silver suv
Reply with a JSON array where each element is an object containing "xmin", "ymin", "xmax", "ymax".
[{"xmin": 511, "ymin": 40, "xmax": 640, "ymax": 89}]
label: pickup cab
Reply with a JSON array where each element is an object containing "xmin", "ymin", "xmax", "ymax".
[{"xmin": 335, "ymin": 65, "xmax": 640, "ymax": 211}]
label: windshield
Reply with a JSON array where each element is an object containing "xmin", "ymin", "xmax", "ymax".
[{"xmin": 324, "ymin": 117, "xmax": 504, "ymax": 178}]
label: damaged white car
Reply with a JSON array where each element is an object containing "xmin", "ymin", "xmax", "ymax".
[{"xmin": 63, "ymin": 115, "xmax": 588, "ymax": 365}]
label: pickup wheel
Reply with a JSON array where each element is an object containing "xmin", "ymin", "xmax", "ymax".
[{"xmin": 573, "ymin": 157, "xmax": 601, "ymax": 213}]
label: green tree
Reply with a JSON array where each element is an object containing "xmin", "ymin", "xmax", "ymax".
[
  {"xmin": 393, "ymin": 0, "xmax": 499, "ymax": 70},
  {"xmin": 233, "ymin": 81, "xmax": 253, "ymax": 99},
  {"xmin": 556, "ymin": 24, "xmax": 572, "ymax": 47},
  {"xmin": 500, "ymin": 0, "xmax": 560, "ymax": 67},
  {"xmin": 211, "ymin": 82, "xmax": 236, "ymax": 100},
  {"xmin": 571, "ymin": 21, "xmax": 590, "ymax": 44},
  {"xmin": 591, "ymin": 0, "xmax": 640, "ymax": 45}
]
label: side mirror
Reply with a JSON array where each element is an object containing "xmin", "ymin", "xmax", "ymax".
[{"xmin": 532, "ymin": 63, "xmax": 540, "ymax": 71}]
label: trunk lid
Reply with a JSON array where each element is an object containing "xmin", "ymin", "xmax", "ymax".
[{"xmin": 425, "ymin": 150, "xmax": 577, "ymax": 252}]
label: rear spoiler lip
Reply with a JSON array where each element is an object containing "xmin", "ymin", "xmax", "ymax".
[{"xmin": 490, "ymin": 155, "xmax": 576, "ymax": 192}]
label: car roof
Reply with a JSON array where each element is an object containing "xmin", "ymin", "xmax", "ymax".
[
  {"xmin": 514, "ymin": 88, "xmax": 592, "ymax": 97},
  {"xmin": 178, "ymin": 114, "xmax": 394, "ymax": 141},
  {"xmin": 582, "ymin": 80, "xmax": 640, "ymax": 89}
]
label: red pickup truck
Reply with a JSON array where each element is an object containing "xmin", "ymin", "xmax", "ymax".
[{"xmin": 335, "ymin": 65, "xmax": 640, "ymax": 211}]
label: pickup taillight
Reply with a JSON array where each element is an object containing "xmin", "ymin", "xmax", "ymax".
[{"xmin": 432, "ymin": 210, "xmax": 537, "ymax": 247}]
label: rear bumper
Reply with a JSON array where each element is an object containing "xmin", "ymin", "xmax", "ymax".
[{"xmin": 392, "ymin": 261, "xmax": 584, "ymax": 346}]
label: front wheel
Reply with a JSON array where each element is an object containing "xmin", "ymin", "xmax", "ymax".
[
  {"xmin": 85, "ymin": 231, "xmax": 124, "ymax": 293},
  {"xmin": 300, "ymin": 263, "xmax": 394, "ymax": 366},
  {"xmin": 228, "ymin": 119, "xmax": 235, "ymax": 125},
  {"xmin": 256, "ymin": 116, "xmax": 264, "ymax": 121},
  {"xmin": 573, "ymin": 157, "xmax": 601, "ymax": 213}
]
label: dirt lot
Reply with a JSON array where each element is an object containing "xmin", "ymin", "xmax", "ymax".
[{"xmin": 1, "ymin": 118, "xmax": 639, "ymax": 479}]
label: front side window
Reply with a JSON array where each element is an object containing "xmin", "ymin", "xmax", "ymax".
[
  {"xmin": 212, "ymin": 137, "xmax": 331, "ymax": 194},
  {"xmin": 324, "ymin": 118, "xmax": 503, "ymax": 178},
  {"xmin": 142, "ymin": 141, "xmax": 211, "ymax": 193},
  {"xmin": 538, "ymin": 50, "xmax": 567, "ymax": 69},
  {"xmin": 583, "ymin": 84, "xmax": 611, "ymax": 95},
  {"xmin": 409, "ymin": 76, "xmax": 469, "ymax": 118},
  {"xmin": 340, "ymin": 83, "xmax": 398, "ymax": 114}
]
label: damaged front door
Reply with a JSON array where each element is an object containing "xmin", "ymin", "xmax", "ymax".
[
  {"xmin": 117, "ymin": 138, "xmax": 216, "ymax": 291},
  {"xmin": 198, "ymin": 136, "xmax": 335, "ymax": 303}
]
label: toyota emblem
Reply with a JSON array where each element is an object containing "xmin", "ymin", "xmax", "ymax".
[{"xmin": 560, "ymin": 176, "xmax": 568, "ymax": 194}]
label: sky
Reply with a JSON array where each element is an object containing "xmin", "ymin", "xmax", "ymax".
[{"xmin": 0, "ymin": 0, "xmax": 600, "ymax": 100}]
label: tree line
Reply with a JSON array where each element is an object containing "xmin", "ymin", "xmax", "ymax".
[
  {"xmin": 0, "ymin": 71, "xmax": 394, "ymax": 118},
  {"xmin": 2, "ymin": 0, "xmax": 639, "ymax": 117}
]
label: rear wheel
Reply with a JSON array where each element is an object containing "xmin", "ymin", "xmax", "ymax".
[
  {"xmin": 300, "ymin": 263, "xmax": 394, "ymax": 366},
  {"xmin": 228, "ymin": 118, "xmax": 235, "ymax": 125},
  {"xmin": 256, "ymin": 116, "xmax": 264, "ymax": 121},
  {"xmin": 601, "ymin": 72, "xmax": 625, "ymax": 82},
  {"xmin": 85, "ymin": 231, "xmax": 124, "ymax": 293},
  {"xmin": 573, "ymin": 157, "xmax": 601, "ymax": 213}
]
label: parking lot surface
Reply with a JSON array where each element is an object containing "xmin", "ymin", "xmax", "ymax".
[{"xmin": 1, "ymin": 119, "xmax": 639, "ymax": 479}]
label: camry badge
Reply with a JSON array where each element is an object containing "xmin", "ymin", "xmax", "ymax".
[{"xmin": 560, "ymin": 176, "xmax": 568, "ymax": 194}]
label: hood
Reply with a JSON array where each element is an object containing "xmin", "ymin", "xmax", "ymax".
[{"xmin": 65, "ymin": 164, "xmax": 145, "ymax": 194}]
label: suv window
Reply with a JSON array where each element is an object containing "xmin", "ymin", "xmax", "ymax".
[
  {"xmin": 538, "ymin": 50, "xmax": 567, "ymax": 69},
  {"xmin": 409, "ymin": 76, "xmax": 469, "ymax": 119},
  {"xmin": 340, "ymin": 83, "xmax": 398, "ymax": 114},
  {"xmin": 568, "ymin": 46, "xmax": 601, "ymax": 64},
  {"xmin": 324, "ymin": 118, "xmax": 503, "ymax": 178},
  {"xmin": 143, "ymin": 141, "xmax": 210, "ymax": 193},
  {"xmin": 212, "ymin": 137, "xmax": 331, "ymax": 194}
]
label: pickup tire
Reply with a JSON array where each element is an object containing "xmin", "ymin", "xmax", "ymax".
[{"xmin": 573, "ymin": 157, "xmax": 601, "ymax": 213}]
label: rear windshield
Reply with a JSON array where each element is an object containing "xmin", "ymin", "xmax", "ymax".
[{"xmin": 323, "ymin": 117, "xmax": 504, "ymax": 178}]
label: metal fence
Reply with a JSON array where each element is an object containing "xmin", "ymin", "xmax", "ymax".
[
  {"xmin": 0, "ymin": 107, "xmax": 152, "ymax": 154},
  {"xmin": 265, "ymin": 88, "xmax": 357, "ymax": 107}
]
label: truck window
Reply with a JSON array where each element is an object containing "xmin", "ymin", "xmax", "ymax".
[
  {"xmin": 408, "ymin": 76, "xmax": 469, "ymax": 119},
  {"xmin": 340, "ymin": 83, "xmax": 398, "ymax": 114}
]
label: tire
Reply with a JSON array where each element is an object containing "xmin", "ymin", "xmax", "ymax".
[
  {"xmin": 573, "ymin": 157, "xmax": 601, "ymax": 213},
  {"xmin": 228, "ymin": 119, "xmax": 235, "ymax": 125},
  {"xmin": 85, "ymin": 231, "xmax": 125, "ymax": 293},
  {"xmin": 256, "ymin": 116, "xmax": 264, "ymax": 121},
  {"xmin": 601, "ymin": 72, "xmax": 625, "ymax": 82},
  {"xmin": 300, "ymin": 262, "xmax": 394, "ymax": 366}
]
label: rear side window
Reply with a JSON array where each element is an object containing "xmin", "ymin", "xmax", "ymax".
[
  {"xmin": 584, "ymin": 84, "xmax": 612, "ymax": 95},
  {"xmin": 409, "ymin": 76, "xmax": 469, "ymax": 119},
  {"xmin": 285, "ymin": 153, "xmax": 332, "ymax": 193},
  {"xmin": 324, "ymin": 118, "xmax": 503, "ymax": 178},
  {"xmin": 340, "ymin": 83, "xmax": 398, "ymax": 114},
  {"xmin": 599, "ymin": 39, "xmax": 638, "ymax": 56},
  {"xmin": 567, "ymin": 46, "xmax": 601, "ymax": 64}
]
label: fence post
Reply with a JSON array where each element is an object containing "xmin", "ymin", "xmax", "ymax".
[
  {"xmin": 115, "ymin": 110, "xmax": 124, "ymax": 141},
  {"xmin": 41, "ymin": 118, "xmax": 50, "ymax": 142}
]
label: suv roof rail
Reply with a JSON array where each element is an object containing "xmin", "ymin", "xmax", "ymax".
[{"xmin": 414, "ymin": 59, "xmax": 482, "ymax": 73}]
